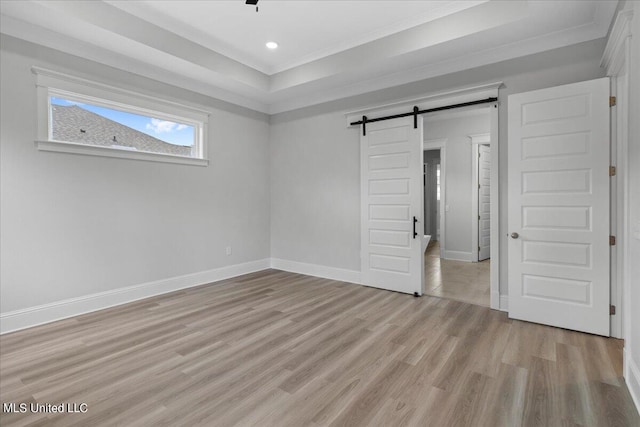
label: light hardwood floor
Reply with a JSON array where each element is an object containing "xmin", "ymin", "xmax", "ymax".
[
  {"xmin": 424, "ymin": 241, "xmax": 490, "ymax": 307},
  {"xmin": 1, "ymin": 269, "xmax": 638, "ymax": 426}
]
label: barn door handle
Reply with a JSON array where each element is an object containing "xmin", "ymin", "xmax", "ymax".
[{"xmin": 413, "ymin": 216, "xmax": 418, "ymax": 239}]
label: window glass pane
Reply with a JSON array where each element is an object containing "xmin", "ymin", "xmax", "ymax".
[{"xmin": 50, "ymin": 97, "xmax": 195, "ymax": 156}]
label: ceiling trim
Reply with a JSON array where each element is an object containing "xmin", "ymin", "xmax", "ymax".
[
  {"xmin": 269, "ymin": 1, "xmax": 526, "ymax": 93},
  {"xmin": 1, "ymin": 0, "xmax": 618, "ymax": 116},
  {"xmin": 105, "ymin": 0, "xmax": 490, "ymax": 76},
  {"xmin": 266, "ymin": 0, "xmax": 490, "ymax": 74},
  {"xmin": 267, "ymin": 16, "xmax": 615, "ymax": 114},
  {"xmin": 0, "ymin": 16, "xmax": 271, "ymax": 113},
  {"xmin": 601, "ymin": 8, "xmax": 634, "ymax": 75}
]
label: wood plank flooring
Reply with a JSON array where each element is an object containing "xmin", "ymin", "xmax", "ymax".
[
  {"xmin": 1, "ymin": 269, "xmax": 638, "ymax": 426},
  {"xmin": 424, "ymin": 241, "xmax": 490, "ymax": 307}
]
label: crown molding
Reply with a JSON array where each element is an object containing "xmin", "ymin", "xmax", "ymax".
[
  {"xmin": 1, "ymin": 0, "xmax": 617, "ymax": 116},
  {"xmin": 601, "ymin": 8, "xmax": 634, "ymax": 76}
]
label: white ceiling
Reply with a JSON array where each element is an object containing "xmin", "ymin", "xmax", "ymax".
[
  {"xmin": 0, "ymin": 1, "xmax": 618, "ymax": 114},
  {"xmin": 106, "ymin": 1, "xmax": 487, "ymax": 75}
]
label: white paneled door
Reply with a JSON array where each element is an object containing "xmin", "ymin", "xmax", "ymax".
[
  {"xmin": 508, "ymin": 78, "xmax": 610, "ymax": 336},
  {"xmin": 361, "ymin": 116, "xmax": 424, "ymax": 295},
  {"xmin": 478, "ymin": 144, "xmax": 491, "ymax": 261}
]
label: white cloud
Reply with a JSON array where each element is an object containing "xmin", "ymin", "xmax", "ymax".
[{"xmin": 146, "ymin": 118, "xmax": 189, "ymax": 134}]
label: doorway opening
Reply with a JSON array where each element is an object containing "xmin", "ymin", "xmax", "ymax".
[
  {"xmin": 422, "ymin": 108, "xmax": 492, "ymax": 307},
  {"xmin": 423, "ymin": 149, "xmax": 441, "ymax": 244},
  {"xmin": 350, "ymin": 85, "xmax": 500, "ymax": 307}
]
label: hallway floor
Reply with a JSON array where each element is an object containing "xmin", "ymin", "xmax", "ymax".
[{"xmin": 424, "ymin": 241, "xmax": 490, "ymax": 307}]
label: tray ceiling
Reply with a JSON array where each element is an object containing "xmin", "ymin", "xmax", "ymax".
[{"xmin": 0, "ymin": 1, "xmax": 617, "ymax": 114}]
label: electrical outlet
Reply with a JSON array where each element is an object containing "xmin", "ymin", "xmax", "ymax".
[{"xmin": 225, "ymin": 246, "xmax": 232, "ymax": 256}]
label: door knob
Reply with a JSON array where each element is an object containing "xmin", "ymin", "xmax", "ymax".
[{"xmin": 511, "ymin": 232, "xmax": 519, "ymax": 239}]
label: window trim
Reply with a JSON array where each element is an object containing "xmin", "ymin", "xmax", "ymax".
[{"xmin": 32, "ymin": 66, "xmax": 209, "ymax": 166}]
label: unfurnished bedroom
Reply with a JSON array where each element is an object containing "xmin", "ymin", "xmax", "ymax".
[{"xmin": 1, "ymin": 1, "xmax": 639, "ymax": 426}]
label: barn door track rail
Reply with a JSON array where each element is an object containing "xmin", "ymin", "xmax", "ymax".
[{"xmin": 352, "ymin": 97, "xmax": 498, "ymax": 136}]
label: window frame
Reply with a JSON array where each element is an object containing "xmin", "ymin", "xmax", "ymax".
[{"xmin": 33, "ymin": 66, "xmax": 209, "ymax": 166}]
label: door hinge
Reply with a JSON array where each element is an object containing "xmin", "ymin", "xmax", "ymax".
[
  {"xmin": 478, "ymin": 215, "xmax": 481, "ymax": 220},
  {"xmin": 478, "ymin": 184, "xmax": 481, "ymax": 189},
  {"xmin": 478, "ymin": 246, "xmax": 481, "ymax": 252},
  {"xmin": 609, "ymin": 166, "xmax": 616, "ymax": 176},
  {"xmin": 610, "ymin": 305, "xmax": 616, "ymax": 315},
  {"xmin": 610, "ymin": 235, "xmax": 616, "ymax": 246},
  {"xmin": 610, "ymin": 96, "xmax": 616, "ymax": 107}
]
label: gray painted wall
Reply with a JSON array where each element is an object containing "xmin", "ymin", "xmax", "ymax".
[
  {"xmin": 424, "ymin": 112, "xmax": 490, "ymax": 257},
  {"xmin": 0, "ymin": 34, "xmax": 617, "ymax": 326},
  {"xmin": 270, "ymin": 38, "xmax": 607, "ymax": 295},
  {"xmin": 270, "ymin": 113, "xmax": 361, "ymax": 269},
  {"xmin": 0, "ymin": 35, "xmax": 271, "ymax": 313},
  {"xmin": 626, "ymin": 0, "xmax": 640, "ymax": 395}
]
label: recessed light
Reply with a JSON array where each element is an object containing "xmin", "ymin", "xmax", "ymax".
[{"xmin": 266, "ymin": 41, "xmax": 278, "ymax": 50}]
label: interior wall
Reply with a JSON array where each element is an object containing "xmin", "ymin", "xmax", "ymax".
[
  {"xmin": 424, "ymin": 111, "xmax": 490, "ymax": 259},
  {"xmin": 626, "ymin": 0, "xmax": 640, "ymax": 406},
  {"xmin": 0, "ymin": 35, "xmax": 613, "ymax": 320},
  {"xmin": 0, "ymin": 35, "xmax": 271, "ymax": 314},
  {"xmin": 269, "ymin": 113, "xmax": 361, "ymax": 269},
  {"xmin": 270, "ymin": 38, "xmax": 607, "ymax": 294}
]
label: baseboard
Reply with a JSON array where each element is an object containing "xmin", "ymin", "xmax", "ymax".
[
  {"xmin": 500, "ymin": 295, "xmax": 509, "ymax": 312},
  {"xmin": 270, "ymin": 258, "xmax": 361, "ymax": 284},
  {"xmin": 625, "ymin": 349, "xmax": 640, "ymax": 415},
  {"xmin": 443, "ymin": 250, "xmax": 473, "ymax": 262},
  {"xmin": 0, "ymin": 258, "xmax": 271, "ymax": 335},
  {"xmin": 490, "ymin": 291, "xmax": 501, "ymax": 311}
]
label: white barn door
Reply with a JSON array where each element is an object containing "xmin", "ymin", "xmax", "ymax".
[
  {"xmin": 508, "ymin": 78, "xmax": 610, "ymax": 336},
  {"xmin": 361, "ymin": 116, "xmax": 424, "ymax": 295}
]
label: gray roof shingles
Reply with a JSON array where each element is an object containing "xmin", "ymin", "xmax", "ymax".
[{"xmin": 51, "ymin": 105, "xmax": 192, "ymax": 157}]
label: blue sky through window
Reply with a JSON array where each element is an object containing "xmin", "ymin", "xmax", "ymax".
[{"xmin": 50, "ymin": 97, "xmax": 195, "ymax": 147}]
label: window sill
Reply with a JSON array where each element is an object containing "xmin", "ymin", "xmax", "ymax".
[{"xmin": 36, "ymin": 140, "xmax": 209, "ymax": 167}]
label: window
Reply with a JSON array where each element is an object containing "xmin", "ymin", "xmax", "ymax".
[{"xmin": 33, "ymin": 67, "xmax": 209, "ymax": 166}]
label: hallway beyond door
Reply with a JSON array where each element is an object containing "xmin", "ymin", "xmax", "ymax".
[{"xmin": 424, "ymin": 241, "xmax": 490, "ymax": 307}]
